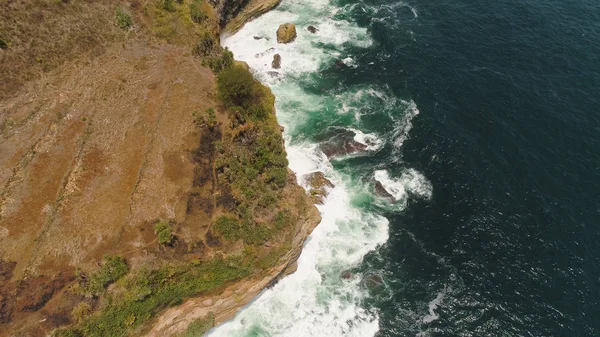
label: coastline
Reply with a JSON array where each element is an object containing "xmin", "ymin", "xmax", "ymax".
[
  {"xmin": 142, "ymin": 2, "xmax": 319, "ymax": 334},
  {"xmin": 142, "ymin": 195, "xmax": 320, "ymax": 336},
  {"xmin": 223, "ymin": 0, "xmax": 282, "ymax": 35}
]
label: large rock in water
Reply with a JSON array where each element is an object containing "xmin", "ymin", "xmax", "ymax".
[
  {"xmin": 272, "ymin": 53, "xmax": 281, "ymax": 69},
  {"xmin": 319, "ymin": 128, "xmax": 377, "ymax": 159},
  {"xmin": 307, "ymin": 25, "xmax": 319, "ymax": 33},
  {"xmin": 304, "ymin": 171, "xmax": 334, "ymax": 204},
  {"xmin": 277, "ymin": 23, "xmax": 297, "ymax": 44}
]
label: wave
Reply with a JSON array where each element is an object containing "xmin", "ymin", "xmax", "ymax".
[{"xmin": 209, "ymin": 0, "xmax": 430, "ymax": 335}]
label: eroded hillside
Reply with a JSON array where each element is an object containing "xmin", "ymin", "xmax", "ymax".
[{"xmin": 0, "ymin": 1, "xmax": 319, "ymax": 336}]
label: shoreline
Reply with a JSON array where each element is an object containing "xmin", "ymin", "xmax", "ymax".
[
  {"xmin": 142, "ymin": 201, "xmax": 320, "ymax": 336},
  {"xmin": 142, "ymin": 2, "xmax": 321, "ymax": 334},
  {"xmin": 223, "ymin": 0, "xmax": 282, "ymax": 36}
]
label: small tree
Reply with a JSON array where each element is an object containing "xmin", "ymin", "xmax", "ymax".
[
  {"xmin": 154, "ymin": 221, "xmax": 173, "ymax": 245},
  {"xmin": 189, "ymin": 2, "xmax": 207, "ymax": 24},
  {"xmin": 217, "ymin": 65, "xmax": 257, "ymax": 108},
  {"xmin": 115, "ymin": 7, "xmax": 133, "ymax": 30}
]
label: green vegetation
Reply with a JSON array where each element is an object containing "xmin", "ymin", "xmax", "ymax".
[
  {"xmin": 77, "ymin": 255, "xmax": 128, "ymax": 297},
  {"xmin": 71, "ymin": 302, "xmax": 92, "ymax": 322},
  {"xmin": 162, "ymin": 0, "xmax": 176, "ymax": 12},
  {"xmin": 61, "ymin": 256, "xmax": 250, "ymax": 337},
  {"xmin": 154, "ymin": 221, "xmax": 174, "ymax": 245},
  {"xmin": 115, "ymin": 7, "xmax": 133, "ymax": 30},
  {"xmin": 203, "ymin": 47, "xmax": 234, "ymax": 73},
  {"xmin": 0, "ymin": 39, "xmax": 7, "ymax": 49},
  {"xmin": 192, "ymin": 31, "xmax": 216, "ymax": 57},
  {"xmin": 179, "ymin": 313, "xmax": 214, "ymax": 337},
  {"xmin": 217, "ymin": 65, "xmax": 258, "ymax": 108},
  {"xmin": 189, "ymin": 1, "xmax": 207, "ymax": 24}
]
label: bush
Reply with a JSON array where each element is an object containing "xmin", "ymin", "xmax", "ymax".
[
  {"xmin": 212, "ymin": 216, "xmax": 241, "ymax": 241},
  {"xmin": 162, "ymin": 0, "xmax": 176, "ymax": 12},
  {"xmin": 189, "ymin": 2, "xmax": 207, "ymax": 24},
  {"xmin": 180, "ymin": 313, "xmax": 214, "ymax": 337},
  {"xmin": 203, "ymin": 48, "xmax": 234, "ymax": 73},
  {"xmin": 192, "ymin": 31, "xmax": 214, "ymax": 57},
  {"xmin": 217, "ymin": 65, "xmax": 258, "ymax": 108},
  {"xmin": 0, "ymin": 39, "xmax": 7, "ymax": 50},
  {"xmin": 82, "ymin": 256, "xmax": 128, "ymax": 297},
  {"xmin": 71, "ymin": 302, "xmax": 92, "ymax": 322},
  {"xmin": 115, "ymin": 7, "xmax": 133, "ymax": 30},
  {"xmin": 154, "ymin": 221, "xmax": 174, "ymax": 245}
]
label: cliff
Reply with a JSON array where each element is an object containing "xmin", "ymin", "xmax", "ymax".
[{"xmin": 0, "ymin": 1, "xmax": 319, "ymax": 336}]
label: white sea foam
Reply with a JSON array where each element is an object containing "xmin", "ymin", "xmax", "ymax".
[
  {"xmin": 348, "ymin": 128, "xmax": 384, "ymax": 152},
  {"xmin": 422, "ymin": 288, "xmax": 446, "ymax": 323},
  {"xmin": 374, "ymin": 169, "xmax": 432, "ymax": 207},
  {"xmin": 209, "ymin": 0, "xmax": 427, "ymax": 335}
]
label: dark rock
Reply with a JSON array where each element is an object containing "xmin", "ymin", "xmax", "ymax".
[
  {"xmin": 335, "ymin": 59, "xmax": 348, "ymax": 69},
  {"xmin": 307, "ymin": 25, "xmax": 319, "ymax": 33},
  {"xmin": 319, "ymin": 129, "xmax": 369, "ymax": 158},
  {"xmin": 363, "ymin": 273, "xmax": 384, "ymax": 289},
  {"xmin": 272, "ymin": 53, "xmax": 281, "ymax": 69},
  {"xmin": 341, "ymin": 270, "xmax": 354, "ymax": 279},
  {"xmin": 374, "ymin": 180, "xmax": 395, "ymax": 202},
  {"xmin": 254, "ymin": 47, "xmax": 274, "ymax": 58},
  {"xmin": 253, "ymin": 36, "xmax": 264, "ymax": 40},
  {"xmin": 267, "ymin": 71, "xmax": 280, "ymax": 78}
]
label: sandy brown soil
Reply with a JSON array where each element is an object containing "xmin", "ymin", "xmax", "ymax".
[{"xmin": 0, "ymin": 40, "xmax": 225, "ymax": 336}]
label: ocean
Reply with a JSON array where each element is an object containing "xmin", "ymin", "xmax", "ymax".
[{"xmin": 208, "ymin": 0, "xmax": 600, "ymax": 336}]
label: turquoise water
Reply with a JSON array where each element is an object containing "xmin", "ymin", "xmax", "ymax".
[{"xmin": 210, "ymin": 0, "xmax": 600, "ymax": 336}]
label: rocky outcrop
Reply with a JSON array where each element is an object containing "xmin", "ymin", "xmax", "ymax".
[
  {"xmin": 223, "ymin": 0, "xmax": 283, "ymax": 33},
  {"xmin": 304, "ymin": 172, "xmax": 334, "ymax": 204},
  {"xmin": 143, "ymin": 191, "xmax": 321, "ymax": 336},
  {"xmin": 307, "ymin": 25, "xmax": 319, "ymax": 33},
  {"xmin": 272, "ymin": 53, "xmax": 281, "ymax": 69},
  {"xmin": 209, "ymin": 0, "xmax": 253, "ymax": 27},
  {"xmin": 319, "ymin": 129, "xmax": 369, "ymax": 158},
  {"xmin": 277, "ymin": 23, "xmax": 297, "ymax": 43}
]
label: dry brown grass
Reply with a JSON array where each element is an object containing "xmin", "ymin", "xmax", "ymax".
[{"xmin": 0, "ymin": 0, "xmax": 128, "ymax": 100}]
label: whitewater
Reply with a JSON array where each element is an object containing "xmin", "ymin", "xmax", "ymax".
[{"xmin": 207, "ymin": 0, "xmax": 432, "ymax": 336}]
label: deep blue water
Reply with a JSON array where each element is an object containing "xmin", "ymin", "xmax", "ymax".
[{"xmin": 348, "ymin": 0, "xmax": 600, "ymax": 335}]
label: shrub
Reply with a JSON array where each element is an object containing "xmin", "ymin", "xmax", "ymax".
[
  {"xmin": 0, "ymin": 39, "xmax": 7, "ymax": 50},
  {"xmin": 162, "ymin": 0, "xmax": 176, "ymax": 12},
  {"xmin": 115, "ymin": 7, "xmax": 133, "ymax": 30},
  {"xmin": 71, "ymin": 302, "xmax": 92, "ymax": 322},
  {"xmin": 82, "ymin": 256, "xmax": 128, "ymax": 296},
  {"xmin": 192, "ymin": 31, "xmax": 214, "ymax": 57},
  {"xmin": 189, "ymin": 2, "xmax": 207, "ymax": 24},
  {"xmin": 217, "ymin": 65, "xmax": 258, "ymax": 108},
  {"xmin": 154, "ymin": 221, "xmax": 173, "ymax": 245},
  {"xmin": 212, "ymin": 216, "xmax": 241, "ymax": 240},
  {"xmin": 180, "ymin": 313, "xmax": 214, "ymax": 337},
  {"xmin": 203, "ymin": 48, "xmax": 234, "ymax": 73}
]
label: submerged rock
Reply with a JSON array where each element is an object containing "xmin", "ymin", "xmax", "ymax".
[
  {"xmin": 253, "ymin": 36, "xmax": 264, "ymax": 40},
  {"xmin": 335, "ymin": 59, "xmax": 348, "ymax": 69},
  {"xmin": 362, "ymin": 273, "xmax": 384, "ymax": 289},
  {"xmin": 374, "ymin": 180, "xmax": 395, "ymax": 202},
  {"xmin": 266, "ymin": 71, "xmax": 280, "ymax": 78},
  {"xmin": 304, "ymin": 171, "xmax": 334, "ymax": 204},
  {"xmin": 307, "ymin": 25, "xmax": 319, "ymax": 33},
  {"xmin": 341, "ymin": 270, "xmax": 354, "ymax": 279},
  {"xmin": 254, "ymin": 47, "xmax": 274, "ymax": 58},
  {"xmin": 277, "ymin": 23, "xmax": 297, "ymax": 44},
  {"xmin": 272, "ymin": 53, "xmax": 281, "ymax": 69}
]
